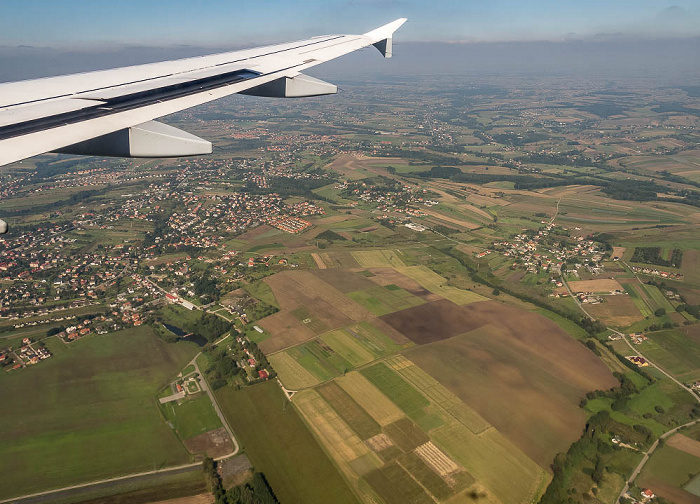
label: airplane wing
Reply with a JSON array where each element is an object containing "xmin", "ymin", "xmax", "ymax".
[{"xmin": 0, "ymin": 18, "xmax": 406, "ymax": 168}]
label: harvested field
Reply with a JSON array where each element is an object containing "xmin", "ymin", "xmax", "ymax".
[
  {"xmin": 336, "ymin": 372, "xmax": 405, "ymax": 427},
  {"xmin": 397, "ymin": 266, "xmax": 487, "ymax": 305},
  {"xmin": 380, "ymin": 299, "xmax": 489, "ymax": 344},
  {"xmin": 311, "ymin": 253, "xmax": 327, "ymax": 269},
  {"xmin": 431, "ymin": 420, "xmax": 546, "ymax": 504},
  {"xmin": 406, "ymin": 312, "xmax": 617, "ymax": 469},
  {"xmin": 366, "ymin": 433, "xmax": 395, "ymax": 452},
  {"xmin": 311, "ymin": 268, "xmax": 376, "ymax": 293},
  {"xmin": 567, "ymin": 279, "xmax": 624, "ymax": 293},
  {"xmin": 264, "ymin": 270, "xmax": 369, "ymax": 322},
  {"xmin": 612, "ymin": 246, "xmax": 626, "ymax": 259},
  {"xmin": 257, "ymin": 311, "xmax": 315, "ymax": 354},
  {"xmin": 293, "ymin": 389, "xmax": 377, "ymax": 464},
  {"xmin": 397, "ymin": 452, "xmax": 457, "ymax": 501},
  {"xmin": 364, "ymin": 461, "xmax": 433, "ymax": 504},
  {"xmin": 667, "ymin": 434, "xmax": 700, "ymax": 459},
  {"xmin": 415, "ymin": 442, "xmax": 460, "ymax": 477},
  {"xmin": 268, "ymin": 351, "xmax": 319, "ymax": 389},
  {"xmin": 260, "ymin": 271, "xmax": 372, "ymax": 352},
  {"xmin": 182, "ymin": 428, "xmax": 233, "ymax": 459},
  {"xmin": 351, "ymin": 250, "xmax": 406, "ymax": 268},
  {"xmin": 236, "ymin": 224, "xmax": 275, "ymax": 241},
  {"xmin": 318, "ymin": 382, "xmax": 381, "ymax": 440},
  {"xmin": 317, "ymin": 251, "xmax": 361, "ymax": 269},
  {"xmin": 367, "ymin": 267, "xmax": 442, "ymax": 302},
  {"xmin": 383, "ymin": 418, "xmax": 429, "ymax": 452},
  {"xmin": 321, "ymin": 322, "xmax": 405, "ymax": 368},
  {"xmin": 585, "ymin": 295, "xmax": 646, "ymax": 328}
]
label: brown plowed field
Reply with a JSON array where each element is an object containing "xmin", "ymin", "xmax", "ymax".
[
  {"xmin": 380, "ymin": 299, "xmax": 490, "ymax": 344},
  {"xmin": 259, "ymin": 271, "xmax": 372, "ymax": 353},
  {"xmin": 668, "ymin": 433, "xmax": 700, "ymax": 458},
  {"xmin": 258, "ymin": 311, "xmax": 316, "ymax": 354},
  {"xmin": 402, "ymin": 301, "xmax": 616, "ymax": 468},
  {"xmin": 311, "ymin": 268, "xmax": 376, "ymax": 293},
  {"xmin": 183, "ymin": 428, "xmax": 234, "ymax": 459}
]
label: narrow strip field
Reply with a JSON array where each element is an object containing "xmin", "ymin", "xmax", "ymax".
[{"xmin": 216, "ymin": 381, "xmax": 359, "ymax": 504}]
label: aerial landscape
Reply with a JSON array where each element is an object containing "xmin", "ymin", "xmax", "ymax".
[{"xmin": 1, "ymin": 2, "xmax": 700, "ymax": 504}]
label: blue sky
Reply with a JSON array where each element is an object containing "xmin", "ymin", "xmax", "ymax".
[{"xmin": 0, "ymin": 0, "xmax": 698, "ymax": 47}]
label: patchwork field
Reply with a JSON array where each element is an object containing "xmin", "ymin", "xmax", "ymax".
[
  {"xmin": 397, "ymin": 266, "xmax": 487, "ymax": 305},
  {"xmin": 259, "ymin": 270, "xmax": 372, "ymax": 353},
  {"xmin": 639, "ymin": 329, "xmax": 700, "ymax": 380},
  {"xmin": 293, "ymin": 353, "xmax": 547, "ymax": 504},
  {"xmin": 638, "ymin": 444, "xmax": 700, "ymax": 504},
  {"xmin": 270, "ymin": 321, "xmax": 409, "ymax": 390},
  {"xmin": 216, "ymin": 381, "xmax": 358, "ymax": 504},
  {"xmin": 0, "ymin": 327, "xmax": 199, "ymax": 499},
  {"xmin": 347, "ymin": 284, "xmax": 425, "ymax": 316},
  {"xmin": 406, "ymin": 310, "xmax": 617, "ymax": 468}
]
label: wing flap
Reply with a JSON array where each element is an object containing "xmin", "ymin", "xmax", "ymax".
[{"xmin": 0, "ymin": 19, "xmax": 407, "ymax": 166}]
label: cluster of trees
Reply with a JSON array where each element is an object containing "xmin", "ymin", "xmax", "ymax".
[
  {"xmin": 183, "ymin": 313, "xmax": 231, "ymax": 343},
  {"xmin": 630, "ymin": 247, "xmax": 683, "ymax": 268},
  {"xmin": 316, "ymin": 230, "xmax": 345, "ymax": 242},
  {"xmin": 203, "ymin": 458, "xmax": 278, "ymax": 504},
  {"xmin": 541, "ymin": 367, "xmax": 657, "ymax": 504},
  {"xmin": 205, "ymin": 334, "xmax": 275, "ymax": 390},
  {"xmin": 194, "ymin": 274, "xmax": 220, "ymax": 302}
]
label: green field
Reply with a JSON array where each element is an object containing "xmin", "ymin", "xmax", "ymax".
[
  {"xmin": 347, "ymin": 285, "xmax": 425, "ymax": 316},
  {"xmin": 244, "ymin": 280, "xmax": 279, "ymax": 308},
  {"xmin": 639, "ymin": 329, "xmax": 700, "ymax": 379},
  {"xmin": 351, "ymin": 250, "xmax": 406, "ymax": 268},
  {"xmin": 0, "ymin": 327, "xmax": 199, "ymax": 499},
  {"xmin": 321, "ymin": 322, "xmax": 406, "ymax": 366},
  {"xmin": 397, "ymin": 266, "xmax": 487, "ymax": 305},
  {"xmin": 216, "ymin": 381, "xmax": 359, "ymax": 504},
  {"xmin": 641, "ymin": 284, "xmax": 676, "ymax": 313},
  {"xmin": 639, "ymin": 444, "xmax": 700, "ymax": 488},
  {"xmin": 160, "ymin": 393, "xmax": 223, "ymax": 440},
  {"xmin": 271, "ymin": 322, "xmax": 408, "ymax": 390},
  {"xmin": 360, "ymin": 363, "xmax": 430, "ymax": 417}
]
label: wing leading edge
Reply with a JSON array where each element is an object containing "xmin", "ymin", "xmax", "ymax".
[{"xmin": 0, "ymin": 18, "xmax": 407, "ymax": 168}]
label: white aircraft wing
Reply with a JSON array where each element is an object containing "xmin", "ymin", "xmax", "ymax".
[{"xmin": 0, "ymin": 18, "xmax": 406, "ymax": 167}]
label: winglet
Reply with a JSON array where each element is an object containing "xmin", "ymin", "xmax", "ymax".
[{"xmin": 364, "ymin": 18, "xmax": 407, "ymax": 58}]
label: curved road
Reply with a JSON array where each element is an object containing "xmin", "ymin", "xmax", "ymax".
[
  {"xmin": 550, "ymin": 213, "xmax": 700, "ymax": 503},
  {"xmin": 2, "ymin": 335, "xmax": 239, "ymax": 504}
]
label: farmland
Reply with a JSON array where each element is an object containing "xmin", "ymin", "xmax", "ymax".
[
  {"xmin": 0, "ymin": 327, "xmax": 199, "ymax": 499},
  {"xmin": 216, "ymin": 380, "xmax": 359, "ymax": 504},
  {"xmin": 638, "ymin": 329, "xmax": 700, "ymax": 380},
  {"xmin": 293, "ymin": 353, "xmax": 547, "ymax": 504},
  {"xmin": 270, "ymin": 321, "xmax": 409, "ymax": 390},
  {"xmin": 406, "ymin": 316, "xmax": 617, "ymax": 468}
]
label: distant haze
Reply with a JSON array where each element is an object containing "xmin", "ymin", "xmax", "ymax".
[{"xmin": 1, "ymin": 38, "xmax": 699, "ymax": 84}]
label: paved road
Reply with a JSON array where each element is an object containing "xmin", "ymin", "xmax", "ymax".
[
  {"xmin": 191, "ymin": 354, "xmax": 240, "ymax": 458},
  {"xmin": 615, "ymin": 331, "xmax": 700, "ymax": 503},
  {"xmin": 0, "ymin": 464, "xmax": 201, "ymax": 504},
  {"xmin": 545, "ymin": 212, "xmax": 700, "ymax": 503},
  {"xmin": 3, "ymin": 336, "xmax": 239, "ymax": 504}
]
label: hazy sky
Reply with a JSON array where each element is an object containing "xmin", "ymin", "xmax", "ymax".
[{"xmin": 1, "ymin": 0, "xmax": 699, "ymax": 47}]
